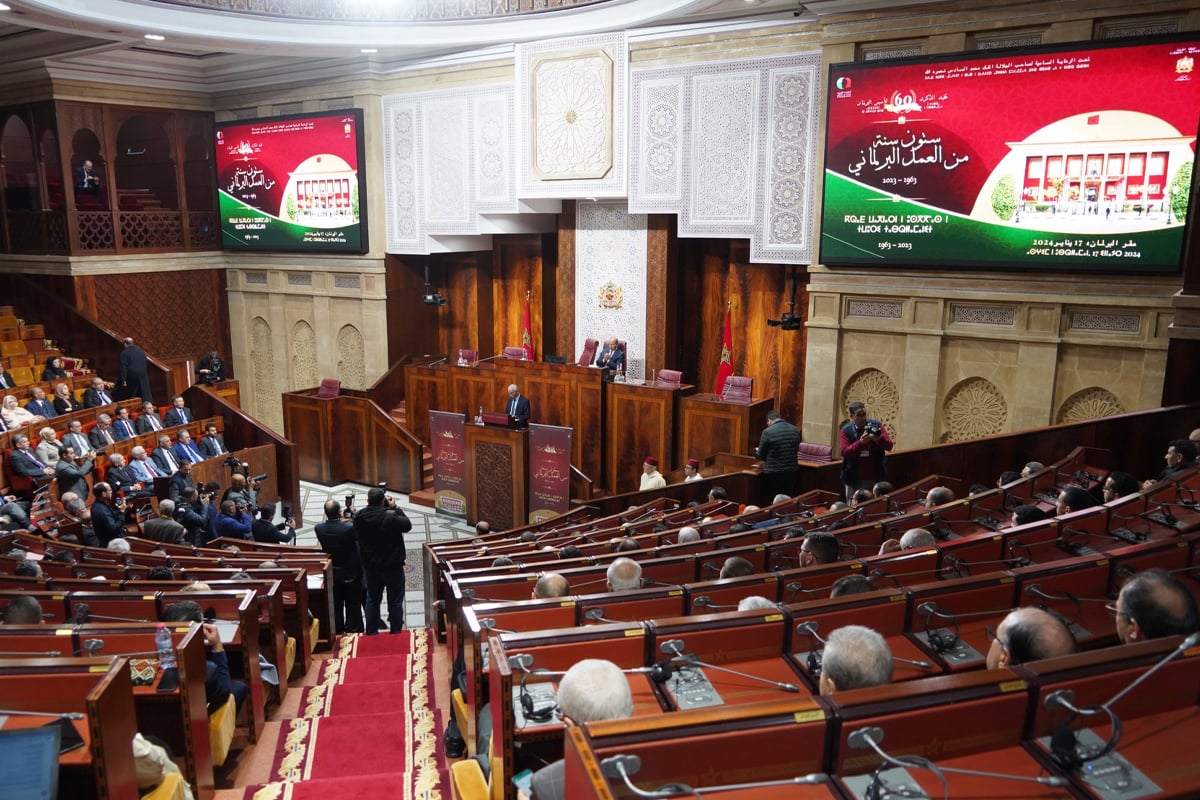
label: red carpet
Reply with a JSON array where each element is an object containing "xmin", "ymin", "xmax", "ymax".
[
  {"xmin": 297, "ymin": 680, "xmax": 413, "ymax": 718},
  {"xmin": 243, "ymin": 769, "xmax": 449, "ymax": 800},
  {"xmin": 330, "ymin": 628, "xmax": 426, "ymax": 658}
]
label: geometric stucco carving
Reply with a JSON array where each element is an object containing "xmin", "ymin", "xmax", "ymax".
[
  {"xmin": 250, "ymin": 316, "xmax": 282, "ymax": 431},
  {"xmin": 291, "ymin": 320, "xmax": 318, "ymax": 391},
  {"xmin": 941, "ymin": 377, "xmax": 1008, "ymax": 443},
  {"xmin": 1056, "ymin": 387, "xmax": 1125, "ymax": 424},
  {"xmin": 841, "ymin": 368, "xmax": 900, "ymax": 444},
  {"xmin": 337, "ymin": 324, "xmax": 367, "ymax": 390}
]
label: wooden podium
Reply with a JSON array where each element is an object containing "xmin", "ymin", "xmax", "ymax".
[
  {"xmin": 677, "ymin": 393, "xmax": 774, "ymax": 464},
  {"xmin": 465, "ymin": 422, "xmax": 528, "ymax": 530},
  {"xmin": 604, "ymin": 380, "xmax": 693, "ymax": 495}
]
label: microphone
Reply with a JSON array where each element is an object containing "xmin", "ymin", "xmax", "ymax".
[
  {"xmin": 583, "ymin": 607, "xmax": 624, "ymax": 624},
  {"xmin": 426, "ymin": 357, "xmax": 448, "ymax": 367},
  {"xmin": 657, "ymin": 638, "xmax": 800, "ymax": 693},
  {"xmin": 478, "ymin": 617, "xmax": 518, "ymax": 635},
  {"xmin": 600, "ymin": 752, "xmax": 828, "ymax": 797},
  {"xmin": 796, "ymin": 621, "xmax": 934, "ymax": 673},
  {"xmin": 939, "ymin": 553, "xmax": 1028, "ymax": 579},
  {"xmin": 461, "ymin": 589, "xmax": 508, "ymax": 603},
  {"xmin": 1044, "ymin": 631, "xmax": 1200, "ymax": 770},
  {"xmin": 78, "ymin": 638, "xmax": 105, "ymax": 656},
  {"xmin": 1022, "ymin": 584, "xmax": 1109, "ymax": 626},
  {"xmin": 641, "ymin": 576, "xmax": 682, "ymax": 589},
  {"xmin": 473, "ymin": 354, "xmax": 505, "ymax": 366},
  {"xmin": 72, "ymin": 603, "xmax": 90, "ymax": 624},
  {"xmin": 848, "ymin": 726, "xmax": 1068, "ymax": 791},
  {"xmin": 1144, "ymin": 504, "xmax": 1182, "ymax": 530},
  {"xmin": 692, "ymin": 595, "xmax": 739, "ymax": 611},
  {"xmin": 0, "ymin": 708, "xmax": 84, "ymax": 720}
]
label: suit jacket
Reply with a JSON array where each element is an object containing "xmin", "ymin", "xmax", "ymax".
[
  {"xmin": 199, "ymin": 434, "xmax": 228, "ymax": 458},
  {"xmin": 87, "ymin": 426, "xmax": 117, "ymax": 449},
  {"xmin": 595, "ymin": 346, "xmax": 625, "ymax": 374},
  {"xmin": 529, "ymin": 759, "xmax": 566, "ymax": 800},
  {"xmin": 314, "ymin": 518, "xmax": 362, "ymax": 581},
  {"xmin": 506, "ymin": 394, "xmax": 531, "ymax": 426},
  {"xmin": 105, "ymin": 464, "xmax": 145, "ymax": 497},
  {"xmin": 173, "ymin": 441, "xmax": 205, "ymax": 464},
  {"xmin": 53, "ymin": 395, "xmax": 83, "ymax": 415},
  {"xmin": 118, "ymin": 346, "xmax": 151, "ymax": 400},
  {"xmin": 163, "ymin": 407, "xmax": 192, "ymax": 427},
  {"xmin": 142, "ymin": 515, "xmax": 186, "ymax": 544},
  {"xmin": 111, "ymin": 418, "xmax": 136, "ymax": 441},
  {"xmin": 213, "ymin": 511, "xmax": 252, "ymax": 540},
  {"xmin": 150, "ymin": 447, "xmax": 179, "ymax": 476},
  {"xmin": 26, "ymin": 398, "xmax": 56, "ymax": 418},
  {"xmin": 83, "ymin": 387, "xmax": 115, "ymax": 408},
  {"xmin": 0, "ymin": 371, "xmax": 16, "ymax": 391},
  {"xmin": 74, "ymin": 165, "xmax": 99, "ymax": 191},
  {"xmin": 61, "ymin": 431, "xmax": 92, "ymax": 457},
  {"xmin": 9, "ymin": 448, "xmax": 49, "ymax": 478},
  {"xmin": 129, "ymin": 457, "xmax": 163, "ymax": 483},
  {"xmin": 54, "ymin": 456, "xmax": 94, "ymax": 500},
  {"xmin": 136, "ymin": 413, "xmax": 164, "ymax": 434},
  {"xmin": 90, "ymin": 501, "xmax": 126, "ymax": 546},
  {"xmin": 168, "ymin": 473, "xmax": 195, "ymax": 502}
]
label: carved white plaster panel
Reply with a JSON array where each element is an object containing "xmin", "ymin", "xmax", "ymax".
[
  {"xmin": 941, "ymin": 378, "xmax": 1008, "ymax": 442},
  {"xmin": 287, "ymin": 272, "xmax": 312, "ymax": 286},
  {"xmin": 291, "ymin": 320, "xmax": 319, "ymax": 390},
  {"xmin": 688, "ymin": 71, "xmax": 760, "ymax": 227},
  {"xmin": 1069, "ymin": 311, "xmax": 1141, "ymax": 334},
  {"xmin": 382, "ymin": 96, "xmax": 422, "ymax": 251},
  {"xmin": 1057, "ymin": 387, "xmax": 1124, "ymax": 424},
  {"xmin": 245, "ymin": 271, "xmax": 268, "ymax": 285},
  {"xmin": 847, "ymin": 299, "xmax": 903, "ymax": 319},
  {"xmin": 518, "ymin": 33, "xmax": 627, "ymax": 198},
  {"xmin": 951, "ymin": 304, "xmax": 1016, "ymax": 326},
  {"xmin": 422, "ymin": 96, "xmax": 474, "ymax": 233},
  {"xmin": 574, "ymin": 200, "xmax": 647, "ymax": 370},
  {"xmin": 337, "ymin": 324, "xmax": 367, "ymax": 390},
  {"xmin": 333, "ymin": 275, "xmax": 360, "ymax": 290},
  {"xmin": 250, "ymin": 317, "xmax": 282, "ymax": 431},
  {"xmin": 474, "ymin": 89, "xmax": 516, "ymax": 211},
  {"xmin": 629, "ymin": 76, "xmax": 684, "ymax": 209},
  {"xmin": 630, "ymin": 51, "xmax": 821, "ymax": 264}
]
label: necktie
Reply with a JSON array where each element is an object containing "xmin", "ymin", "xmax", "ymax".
[
  {"xmin": 25, "ymin": 451, "xmax": 44, "ymax": 469},
  {"xmin": 186, "ymin": 444, "xmax": 201, "ymax": 463},
  {"xmin": 151, "ymin": 416, "xmax": 160, "ymax": 430},
  {"xmin": 104, "ymin": 429, "xmax": 114, "ymax": 445},
  {"xmin": 99, "ymin": 391, "xmax": 111, "ymax": 404},
  {"xmin": 120, "ymin": 421, "xmax": 132, "ymax": 437},
  {"xmin": 212, "ymin": 437, "xmax": 223, "ymax": 455},
  {"xmin": 164, "ymin": 451, "xmax": 177, "ymax": 471},
  {"xmin": 0, "ymin": 375, "xmax": 8, "ymax": 388}
]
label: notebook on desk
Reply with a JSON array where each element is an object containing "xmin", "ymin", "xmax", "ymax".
[
  {"xmin": 0, "ymin": 724, "xmax": 61, "ymax": 799},
  {"xmin": 480, "ymin": 411, "xmax": 515, "ymax": 428}
]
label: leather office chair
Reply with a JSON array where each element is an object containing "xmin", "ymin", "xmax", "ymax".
[
  {"xmin": 721, "ymin": 375, "xmax": 753, "ymax": 403},
  {"xmin": 316, "ymin": 378, "xmax": 341, "ymax": 398},
  {"xmin": 656, "ymin": 369, "xmax": 683, "ymax": 388},
  {"xmin": 456, "ymin": 348, "xmax": 477, "ymax": 365},
  {"xmin": 503, "ymin": 346, "xmax": 527, "ymax": 360},
  {"xmin": 577, "ymin": 338, "xmax": 598, "ymax": 367}
]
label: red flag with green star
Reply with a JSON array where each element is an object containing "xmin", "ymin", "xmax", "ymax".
[
  {"xmin": 521, "ymin": 297, "xmax": 535, "ymax": 361},
  {"xmin": 714, "ymin": 304, "xmax": 733, "ymax": 393}
]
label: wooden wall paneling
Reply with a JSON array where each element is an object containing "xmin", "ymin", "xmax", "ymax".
[
  {"xmin": 539, "ymin": 230, "xmax": 558, "ymax": 360},
  {"xmin": 677, "ymin": 395, "xmax": 774, "ymax": 465},
  {"xmin": 454, "ymin": 367, "xmax": 502, "ymax": 419},
  {"xmin": 88, "ymin": 269, "xmax": 224, "ymax": 360},
  {"xmin": 604, "ymin": 382, "xmax": 684, "ymax": 494},
  {"xmin": 281, "ymin": 393, "xmax": 331, "ymax": 483},
  {"xmin": 386, "ymin": 254, "xmax": 444, "ymax": 363},
  {"xmin": 556, "ymin": 200, "xmax": 577, "ymax": 362},
  {"xmin": 403, "ymin": 365, "xmax": 450, "ymax": 445},
  {"xmin": 331, "ymin": 399, "xmax": 371, "ymax": 485},
  {"xmin": 440, "ymin": 250, "xmax": 489, "ymax": 358},
  {"xmin": 493, "ymin": 235, "xmax": 543, "ymax": 356},
  {"xmin": 645, "ymin": 214, "xmax": 672, "ymax": 372}
]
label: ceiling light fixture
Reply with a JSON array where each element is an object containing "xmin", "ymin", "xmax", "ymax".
[
  {"xmin": 0, "ymin": 3, "xmax": 11, "ymax": 11},
  {"xmin": 144, "ymin": 33, "xmax": 165, "ymax": 41},
  {"xmin": 360, "ymin": 48, "xmax": 378, "ymax": 54}
]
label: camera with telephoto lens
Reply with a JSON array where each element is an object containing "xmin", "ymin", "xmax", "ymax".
[
  {"xmin": 249, "ymin": 472, "xmax": 268, "ymax": 483},
  {"xmin": 343, "ymin": 493, "xmax": 356, "ymax": 519},
  {"xmin": 864, "ymin": 421, "xmax": 882, "ymax": 437}
]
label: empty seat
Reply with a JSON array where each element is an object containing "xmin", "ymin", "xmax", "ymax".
[
  {"xmin": 797, "ymin": 442, "xmax": 834, "ymax": 463},
  {"xmin": 0, "ymin": 340, "xmax": 26, "ymax": 358},
  {"xmin": 656, "ymin": 369, "xmax": 682, "ymax": 388},
  {"xmin": 316, "ymin": 378, "xmax": 341, "ymax": 398},
  {"xmin": 9, "ymin": 366, "xmax": 34, "ymax": 386},
  {"xmin": 721, "ymin": 375, "xmax": 753, "ymax": 404},
  {"xmin": 19, "ymin": 324, "xmax": 44, "ymax": 340},
  {"xmin": 503, "ymin": 346, "xmax": 527, "ymax": 360},
  {"xmin": 577, "ymin": 337, "xmax": 598, "ymax": 367}
]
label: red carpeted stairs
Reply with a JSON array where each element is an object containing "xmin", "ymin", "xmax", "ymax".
[{"xmin": 242, "ymin": 630, "xmax": 448, "ymax": 800}]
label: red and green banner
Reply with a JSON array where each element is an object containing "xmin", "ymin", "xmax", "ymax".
[
  {"xmin": 528, "ymin": 424, "xmax": 572, "ymax": 523},
  {"xmin": 429, "ymin": 410, "xmax": 466, "ymax": 516},
  {"xmin": 714, "ymin": 306, "xmax": 733, "ymax": 394},
  {"xmin": 521, "ymin": 298, "xmax": 535, "ymax": 361}
]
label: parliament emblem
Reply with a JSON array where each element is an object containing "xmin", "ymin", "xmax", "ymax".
[{"xmin": 598, "ymin": 281, "xmax": 624, "ymax": 309}]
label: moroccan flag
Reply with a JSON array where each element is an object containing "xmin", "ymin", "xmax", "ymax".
[
  {"xmin": 714, "ymin": 305, "xmax": 733, "ymax": 393},
  {"xmin": 521, "ymin": 297, "xmax": 535, "ymax": 361}
]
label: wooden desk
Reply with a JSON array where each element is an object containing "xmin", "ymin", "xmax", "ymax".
[
  {"xmin": 605, "ymin": 380, "xmax": 693, "ymax": 495},
  {"xmin": 677, "ymin": 393, "xmax": 773, "ymax": 466}
]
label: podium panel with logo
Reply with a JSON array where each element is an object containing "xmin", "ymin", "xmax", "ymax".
[{"xmin": 465, "ymin": 422, "xmax": 528, "ymax": 529}]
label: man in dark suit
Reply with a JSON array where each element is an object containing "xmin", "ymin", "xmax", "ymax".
[
  {"xmin": 168, "ymin": 460, "xmax": 196, "ymax": 502},
  {"xmin": 199, "ymin": 422, "xmax": 228, "ymax": 458},
  {"xmin": 173, "ymin": 429, "xmax": 205, "ymax": 463},
  {"xmin": 9, "ymin": 433, "xmax": 55, "ymax": 488},
  {"xmin": 136, "ymin": 401, "xmax": 163, "ymax": 434},
  {"xmin": 90, "ymin": 482, "xmax": 128, "ymax": 547},
  {"xmin": 74, "ymin": 160, "xmax": 100, "ymax": 196},
  {"xmin": 150, "ymin": 434, "xmax": 180, "ymax": 476},
  {"xmin": 87, "ymin": 414, "xmax": 117, "ymax": 450},
  {"xmin": 111, "ymin": 406, "xmax": 137, "ymax": 440},
  {"xmin": 82, "ymin": 376, "xmax": 115, "ymax": 408},
  {"xmin": 53, "ymin": 445, "xmax": 95, "ymax": 500},
  {"xmin": 118, "ymin": 337, "xmax": 152, "ymax": 402},
  {"xmin": 315, "ymin": 499, "xmax": 364, "ymax": 634},
  {"xmin": 105, "ymin": 453, "xmax": 151, "ymax": 500},
  {"xmin": 0, "ymin": 370, "xmax": 19, "ymax": 392},
  {"xmin": 594, "ymin": 337, "xmax": 625, "ymax": 378},
  {"xmin": 505, "ymin": 383, "xmax": 531, "ymax": 427},
  {"xmin": 142, "ymin": 499, "xmax": 187, "ymax": 544},
  {"xmin": 25, "ymin": 387, "xmax": 56, "ymax": 419},
  {"xmin": 63, "ymin": 419, "xmax": 95, "ymax": 457},
  {"xmin": 163, "ymin": 394, "xmax": 192, "ymax": 427}
]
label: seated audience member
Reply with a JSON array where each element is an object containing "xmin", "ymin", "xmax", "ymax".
[
  {"xmin": 593, "ymin": 337, "xmax": 625, "ymax": 378},
  {"xmin": 82, "ymin": 376, "xmax": 115, "ymax": 408},
  {"xmin": 968, "ymin": 483, "xmax": 990, "ymax": 496},
  {"xmin": 827, "ymin": 501, "xmax": 849, "ymax": 513},
  {"xmin": 34, "ymin": 426, "xmax": 62, "ymax": 468},
  {"xmin": 132, "ymin": 733, "xmax": 194, "ymax": 800},
  {"xmin": 111, "ymin": 406, "xmax": 137, "ymax": 440},
  {"xmin": 532, "ymin": 572, "xmax": 570, "ymax": 599},
  {"xmin": 58, "ymin": 419, "xmax": 92, "ymax": 458},
  {"xmin": 719, "ymin": 556, "xmax": 755, "ymax": 579},
  {"xmin": 737, "ymin": 595, "xmax": 776, "ymax": 612},
  {"xmin": 1143, "ymin": 439, "xmax": 1197, "ymax": 489},
  {"xmin": 41, "ymin": 356, "xmax": 69, "ymax": 383},
  {"xmin": 136, "ymin": 401, "xmax": 164, "ymax": 434},
  {"xmin": 985, "ymin": 607, "xmax": 1076, "ymax": 669},
  {"xmin": 173, "ymin": 429, "xmax": 205, "ymax": 464},
  {"xmin": 924, "ymin": 485, "xmax": 955, "ymax": 510},
  {"xmin": 129, "ymin": 446, "xmax": 166, "ymax": 483},
  {"xmin": 52, "ymin": 382, "xmax": 83, "ymax": 415},
  {"xmin": 606, "ymin": 557, "xmax": 642, "ymax": 591},
  {"xmin": 0, "ymin": 368, "xmax": 15, "ymax": 392},
  {"xmin": 677, "ymin": 526, "xmax": 701, "ymax": 544},
  {"xmin": 558, "ymin": 545, "xmax": 583, "ymax": 560},
  {"xmin": 1008, "ymin": 504, "xmax": 1046, "ymax": 528},
  {"xmin": 213, "ymin": 499, "xmax": 252, "ymax": 541},
  {"xmin": 818, "ymin": 625, "xmax": 893, "ymax": 695},
  {"xmin": 1056, "ymin": 485, "xmax": 1099, "ymax": 516},
  {"xmin": 9, "ymin": 433, "xmax": 55, "ymax": 481},
  {"xmin": 2, "ymin": 594, "xmax": 43, "ymax": 623},
  {"xmin": 708, "ymin": 485, "xmax": 728, "ymax": 503},
  {"xmin": 107, "ymin": 538, "xmax": 131, "ymax": 553},
  {"xmin": 105, "ymin": 452, "xmax": 152, "ymax": 499},
  {"xmin": 199, "ymin": 422, "xmax": 228, "ymax": 458},
  {"xmin": 25, "ymin": 386, "xmax": 56, "ymax": 419},
  {"xmin": 1102, "ymin": 471, "xmax": 1140, "ymax": 502},
  {"xmin": 54, "ymin": 445, "xmax": 95, "ymax": 499},
  {"xmin": 163, "ymin": 394, "xmax": 193, "ymax": 427},
  {"xmin": 1113, "ymin": 568, "xmax": 1200, "ymax": 643},
  {"xmin": 88, "ymin": 414, "xmax": 118, "ymax": 449},
  {"xmin": 13, "ymin": 559, "xmax": 41, "ymax": 578},
  {"xmin": 639, "ymin": 456, "xmax": 666, "ymax": 490},
  {"xmin": 1021, "ymin": 461, "xmax": 1045, "ymax": 478},
  {"xmin": 162, "ymin": 601, "xmax": 249, "ymax": 716},
  {"xmin": 830, "ymin": 574, "xmax": 876, "ymax": 598},
  {"xmin": 526, "ymin": 659, "xmax": 633, "ymax": 800},
  {"xmin": 682, "ymin": 458, "xmax": 703, "ymax": 482},
  {"xmin": 872, "ymin": 481, "xmax": 895, "ymax": 497},
  {"xmin": 878, "ymin": 527, "xmax": 936, "ymax": 556},
  {"xmin": 151, "ymin": 434, "xmax": 181, "ymax": 476},
  {"xmin": 800, "ymin": 531, "xmax": 840, "ymax": 567},
  {"xmin": 2, "ymin": 395, "xmax": 43, "ymax": 429},
  {"xmin": 490, "ymin": 556, "xmax": 514, "ymax": 567},
  {"xmin": 996, "ymin": 470, "xmax": 1021, "ymax": 488},
  {"xmin": 89, "ymin": 482, "xmax": 127, "ymax": 547},
  {"xmin": 850, "ymin": 488, "xmax": 873, "ymax": 506},
  {"xmin": 145, "ymin": 566, "xmax": 175, "ymax": 580},
  {"xmin": 143, "ymin": 499, "xmax": 187, "ymax": 544},
  {"xmin": 250, "ymin": 503, "xmax": 294, "ymax": 544},
  {"xmin": 613, "ymin": 537, "xmax": 639, "ymax": 553}
]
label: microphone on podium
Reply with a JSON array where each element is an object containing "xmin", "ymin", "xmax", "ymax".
[
  {"xmin": 473, "ymin": 354, "xmax": 505, "ymax": 366},
  {"xmin": 426, "ymin": 357, "xmax": 448, "ymax": 367},
  {"xmin": 600, "ymin": 753, "xmax": 828, "ymax": 796},
  {"xmin": 656, "ymin": 638, "xmax": 800, "ymax": 692}
]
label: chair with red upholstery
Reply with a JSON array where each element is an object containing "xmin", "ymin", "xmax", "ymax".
[
  {"xmin": 656, "ymin": 369, "xmax": 683, "ymax": 388},
  {"xmin": 721, "ymin": 375, "xmax": 753, "ymax": 404},
  {"xmin": 502, "ymin": 346, "xmax": 527, "ymax": 360},
  {"xmin": 456, "ymin": 348, "xmax": 477, "ymax": 365},
  {"xmin": 577, "ymin": 338, "xmax": 598, "ymax": 367},
  {"xmin": 316, "ymin": 378, "xmax": 341, "ymax": 398}
]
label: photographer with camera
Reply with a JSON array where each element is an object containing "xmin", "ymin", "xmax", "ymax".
[
  {"xmin": 839, "ymin": 401, "xmax": 893, "ymax": 501},
  {"xmin": 175, "ymin": 487, "xmax": 210, "ymax": 547},
  {"xmin": 221, "ymin": 471, "xmax": 258, "ymax": 513},
  {"xmin": 90, "ymin": 482, "xmax": 128, "ymax": 547},
  {"xmin": 354, "ymin": 486, "xmax": 412, "ymax": 635},
  {"xmin": 315, "ymin": 499, "xmax": 364, "ymax": 634},
  {"xmin": 213, "ymin": 498, "xmax": 253, "ymax": 541}
]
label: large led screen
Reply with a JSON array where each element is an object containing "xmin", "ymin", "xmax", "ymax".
[
  {"xmin": 216, "ymin": 109, "xmax": 367, "ymax": 253},
  {"xmin": 820, "ymin": 37, "xmax": 1199, "ymax": 273}
]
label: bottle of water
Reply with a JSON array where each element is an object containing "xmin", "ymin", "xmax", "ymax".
[
  {"xmin": 475, "ymin": 406, "xmax": 484, "ymax": 425},
  {"xmin": 155, "ymin": 623, "xmax": 176, "ymax": 670}
]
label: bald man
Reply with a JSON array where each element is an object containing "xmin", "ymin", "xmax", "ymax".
[
  {"xmin": 533, "ymin": 572, "xmax": 570, "ymax": 600},
  {"xmin": 1113, "ymin": 568, "xmax": 1200, "ymax": 643},
  {"xmin": 878, "ymin": 527, "xmax": 936, "ymax": 556},
  {"xmin": 985, "ymin": 607, "xmax": 1076, "ymax": 669},
  {"xmin": 818, "ymin": 625, "xmax": 893, "ymax": 695},
  {"xmin": 606, "ymin": 557, "xmax": 641, "ymax": 591}
]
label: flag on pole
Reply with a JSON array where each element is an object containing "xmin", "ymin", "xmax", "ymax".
[
  {"xmin": 714, "ymin": 303, "xmax": 733, "ymax": 393},
  {"xmin": 521, "ymin": 295, "xmax": 535, "ymax": 361}
]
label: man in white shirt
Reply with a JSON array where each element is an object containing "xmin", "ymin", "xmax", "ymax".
[{"xmin": 639, "ymin": 456, "xmax": 666, "ymax": 491}]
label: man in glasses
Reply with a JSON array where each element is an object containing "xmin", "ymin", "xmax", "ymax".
[
  {"xmin": 985, "ymin": 607, "xmax": 1076, "ymax": 670},
  {"xmin": 1112, "ymin": 568, "xmax": 1199, "ymax": 644}
]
